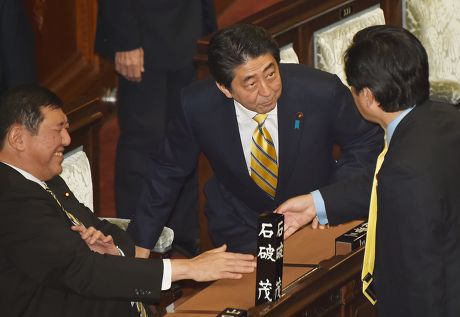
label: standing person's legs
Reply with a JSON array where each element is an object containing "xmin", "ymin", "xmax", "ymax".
[
  {"xmin": 164, "ymin": 64, "xmax": 200, "ymax": 257},
  {"xmin": 115, "ymin": 69, "xmax": 167, "ymax": 218},
  {"xmin": 115, "ymin": 65, "xmax": 200, "ymax": 257}
]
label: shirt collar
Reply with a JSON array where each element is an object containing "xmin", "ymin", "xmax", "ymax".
[
  {"xmin": 234, "ymin": 99, "xmax": 278, "ymax": 121},
  {"xmin": 1, "ymin": 162, "xmax": 47, "ymax": 189},
  {"xmin": 386, "ymin": 106, "xmax": 415, "ymax": 143}
]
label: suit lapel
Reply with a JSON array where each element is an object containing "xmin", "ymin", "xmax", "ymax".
[
  {"xmin": 276, "ymin": 92, "xmax": 305, "ymax": 195},
  {"xmin": 217, "ymin": 98, "xmax": 253, "ymax": 181}
]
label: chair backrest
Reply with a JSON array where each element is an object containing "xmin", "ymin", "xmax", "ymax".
[
  {"xmin": 313, "ymin": 5, "xmax": 386, "ymax": 85},
  {"xmin": 280, "ymin": 43, "xmax": 300, "ymax": 64},
  {"xmin": 61, "ymin": 146, "xmax": 94, "ymax": 211},
  {"xmin": 403, "ymin": 0, "xmax": 460, "ymax": 105},
  {"xmin": 60, "ymin": 147, "xmax": 174, "ymax": 253}
]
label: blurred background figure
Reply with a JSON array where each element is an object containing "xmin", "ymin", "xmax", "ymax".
[
  {"xmin": 0, "ymin": 0, "xmax": 36, "ymax": 94},
  {"xmin": 95, "ymin": 0, "xmax": 217, "ymax": 257}
]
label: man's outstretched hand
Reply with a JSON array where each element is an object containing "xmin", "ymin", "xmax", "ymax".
[
  {"xmin": 275, "ymin": 194, "xmax": 319, "ymax": 239},
  {"xmin": 171, "ymin": 245, "xmax": 256, "ymax": 282}
]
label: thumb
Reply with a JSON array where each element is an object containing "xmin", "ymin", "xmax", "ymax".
[
  {"xmin": 208, "ymin": 244, "xmax": 227, "ymax": 253},
  {"xmin": 275, "ymin": 200, "xmax": 291, "ymax": 214}
]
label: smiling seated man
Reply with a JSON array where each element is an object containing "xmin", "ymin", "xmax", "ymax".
[
  {"xmin": 0, "ymin": 85, "xmax": 255, "ymax": 317},
  {"xmin": 130, "ymin": 23, "xmax": 383, "ymax": 257}
]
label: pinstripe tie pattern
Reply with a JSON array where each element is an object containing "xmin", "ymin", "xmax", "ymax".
[
  {"xmin": 45, "ymin": 187, "xmax": 83, "ymax": 226},
  {"xmin": 135, "ymin": 301, "xmax": 148, "ymax": 317},
  {"xmin": 251, "ymin": 114, "xmax": 278, "ymax": 198}
]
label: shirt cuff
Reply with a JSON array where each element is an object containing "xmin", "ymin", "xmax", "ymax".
[
  {"xmin": 115, "ymin": 245, "xmax": 125, "ymax": 257},
  {"xmin": 311, "ymin": 190, "xmax": 329, "ymax": 225},
  {"xmin": 161, "ymin": 259, "xmax": 172, "ymax": 290}
]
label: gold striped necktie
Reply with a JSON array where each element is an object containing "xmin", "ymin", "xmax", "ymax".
[
  {"xmin": 44, "ymin": 187, "xmax": 83, "ymax": 226},
  {"xmin": 135, "ymin": 301, "xmax": 148, "ymax": 317},
  {"xmin": 362, "ymin": 140, "xmax": 388, "ymax": 304},
  {"xmin": 250, "ymin": 114, "xmax": 278, "ymax": 198}
]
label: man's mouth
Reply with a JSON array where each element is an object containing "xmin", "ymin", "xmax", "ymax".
[{"xmin": 260, "ymin": 99, "xmax": 274, "ymax": 107}]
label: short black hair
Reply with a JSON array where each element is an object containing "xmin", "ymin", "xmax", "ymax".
[
  {"xmin": 344, "ymin": 25, "xmax": 429, "ymax": 112},
  {"xmin": 208, "ymin": 23, "xmax": 280, "ymax": 89},
  {"xmin": 0, "ymin": 85, "xmax": 63, "ymax": 149}
]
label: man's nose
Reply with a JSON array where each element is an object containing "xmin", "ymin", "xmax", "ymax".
[
  {"xmin": 62, "ymin": 129, "xmax": 71, "ymax": 146},
  {"xmin": 259, "ymin": 80, "xmax": 271, "ymax": 97}
]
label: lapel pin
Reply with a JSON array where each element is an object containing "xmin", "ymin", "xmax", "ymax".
[
  {"xmin": 294, "ymin": 112, "xmax": 303, "ymax": 129},
  {"xmin": 64, "ymin": 192, "xmax": 70, "ymax": 197}
]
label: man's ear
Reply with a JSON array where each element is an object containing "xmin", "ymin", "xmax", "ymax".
[
  {"xmin": 7, "ymin": 125, "xmax": 26, "ymax": 151},
  {"xmin": 362, "ymin": 87, "xmax": 378, "ymax": 108},
  {"xmin": 215, "ymin": 82, "xmax": 233, "ymax": 99}
]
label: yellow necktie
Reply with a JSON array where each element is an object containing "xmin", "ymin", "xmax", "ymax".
[
  {"xmin": 135, "ymin": 302, "xmax": 148, "ymax": 317},
  {"xmin": 45, "ymin": 187, "xmax": 83, "ymax": 226},
  {"xmin": 250, "ymin": 114, "xmax": 278, "ymax": 198},
  {"xmin": 362, "ymin": 140, "xmax": 388, "ymax": 304}
]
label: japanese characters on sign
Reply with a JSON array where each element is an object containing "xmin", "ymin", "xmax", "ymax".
[
  {"xmin": 255, "ymin": 213, "xmax": 284, "ymax": 305},
  {"xmin": 217, "ymin": 307, "xmax": 248, "ymax": 317}
]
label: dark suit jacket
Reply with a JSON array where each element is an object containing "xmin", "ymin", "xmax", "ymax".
[
  {"xmin": 128, "ymin": 63, "xmax": 383, "ymax": 252},
  {"xmin": 95, "ymin": 0, "xmax": 216, "ymax": 70},
  {"xmin": 0, "ymin": 163, "xmax": 164, "ymax": 317},
  {"xmin": 0, "ymin": 0, "xmax": 36, "ymax": 93},
  {"xmin": 322, "ymin": 101, "xmax": 460, "ymax": 316}
]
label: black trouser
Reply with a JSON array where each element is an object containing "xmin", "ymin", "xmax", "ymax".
[{"xmin": 116, "ymin": 63, "xmax": 199, "ymax": 256}]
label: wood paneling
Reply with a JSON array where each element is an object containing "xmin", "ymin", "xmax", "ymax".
[
  {"xmin": 25, "ymin": 0, "xmax": 116, "ymax": 214},
  {"xmin": 197, "ymin": 0, "xmax": 402, "ymax": 77}
]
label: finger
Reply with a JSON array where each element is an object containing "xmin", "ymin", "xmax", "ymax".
[
  {"xmin": 139, "ymin": 48, "xmax": 145, "ymax": 72},
  {"xmin": 125, "ymin": 67, "xmax": 141, "ymax": 82},
  {"xmin": 220, "ymin": 253, "xmax": 255, "ymax": 261},
  {"xmin": 284, "ymin": 226, "xmax": 297, "ymax": 239},
  {"xmin": 311, "ymin": 218, "xmax": 319, "ymax": 229},
  {"xmin": 71, "ymin": 225, "xmax": 86, "ymax": 233},
  {"xmin": 81, "ymin": 226, "xmax": 96, "ymax": 240},
  {"xmin": 132, "ymin": 65, "xmax": 143, "ymax": 81},
  {"xmin": 208, "ymin": 244, "xmax": 227, "ymax": 254},
  {"xmin": 102, "ymin": 235, "xmax": 113, "ymax": 243},
  {"xmin": 219, "ymin": 272, "xmax": 243, "ymax": 280},
  {"xmin": 89, "ymin": 230, "xmax": 106, "ymax": 244},
  {"xmin": 115, "ymin": 62, "xmax": 126, "ymax": 77},
  {"xmin": 116, "ymin": 63, "xmax": 134, "ymax": 81},
  {"xmin": 229, "ymin": 259, "xmax": 257, "ymax": 270},
  {"xmin": 275, "ymin": 204, "xmax": 287, "ymax": 214}
]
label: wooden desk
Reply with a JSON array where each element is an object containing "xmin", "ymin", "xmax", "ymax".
[{"xmin": 166, "ymin": 221, "xmax": 376, "ymax": 317}]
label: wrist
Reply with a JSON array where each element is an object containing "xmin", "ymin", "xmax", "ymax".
[
  {"xmin": 170, "ymin": 259, "xmax": 192, "ymax": 282},
  {"xmin": 135, "ymin": 246, "xmax": 151, "ymax": 258}
]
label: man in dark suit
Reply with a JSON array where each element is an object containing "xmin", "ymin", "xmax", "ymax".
[
  {"xmin": 277, "ymin": 26, "xmax": 460, "ymax": 317},
  {"xmin": 0, "ymin": 85, "xmax": 255, "ymax": 317},
  {"xmin": 130, "ymin": 23, "xmax": 383, "ymax": 257},
  {"xmin": 95, "ymin": 0, "xmax": 217, "ymax": 256},
  {"xmin": 0, "ymin": 0, "xmax": 36, "ymax": 94}
]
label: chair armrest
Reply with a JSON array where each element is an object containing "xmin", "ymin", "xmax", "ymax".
[{"xmin": 100, "ymin": 217, "xmax": 174, "ymax": 253}]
